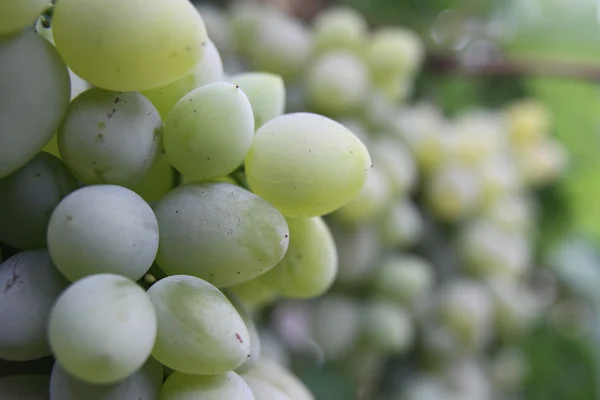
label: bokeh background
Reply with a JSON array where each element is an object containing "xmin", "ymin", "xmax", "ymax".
[{"xmin": 196, "ymin": 0, "xmax": 600, "ymax": 399}]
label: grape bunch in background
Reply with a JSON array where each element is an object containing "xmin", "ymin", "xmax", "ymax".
[{"xmin": 0, "ymin": 2, "xmax": 571, "ymax": 400}]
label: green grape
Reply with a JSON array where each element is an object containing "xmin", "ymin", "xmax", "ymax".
[
  {"xmin": 489, "ymin": 348, "xmax": 528, "ymax": 392},
  {"xmin": 259, "ymin": 217, "xmax": 337, "ymax": 299},
  {"xmin": 372, "ymin": 255, "xmax": 434, "ymax": 305},
  {"xmin": 329, "ymin": 221, "xmax": 380, "ymax": 285},
  {"xmin": 0, "ymin": 375, "xmax": 50, "ymax": 399},
  {"xmin": 489, "ymin": 279, "xmax": 540, "ymax": 340},
  {"xmin": 515, "ymin": 139, "xmax": 568, "ymax": 186},
  {"xmin": 130, "ymin": 155, "xmax": 176, "ymax": 204},
  {"xmin": 48, "ymin": 274, "xmax": 157, "ymax": 384},
  {"xmin": 0, "ymin": 152, "xmax": 78, "ymax": 250},
  {"xmin": 312, "ymin": 6, "xmax": 368, "ymax": 54},
  {"xmin": 504, "ymin": 99, "xmax": 550, "ymax": 145},
  {"xmin": 154, "ymin": 182, "xmax": 289, "ymax": 287},
  {"xmin": 243, "ymin": 359, "xmax": 314, "ymax": 400},
  {"xmin": 378, "ymin": 199, "xmax": 423, "ymax": 249},
  {"xmin": 52, "ymin": 0, "xmax": 207, "ymax": 91},
  {"xmin": 312, "ymin": 296, "xmax": 361, "ymax": 361},
  {"xmin": 163, "ymin": 82, "xmax": 254, "ymax": 180},
  {"xmin": 362, "ymin": 300, "xmax": 414, "ymax": 355},
  {"xmin": 194, "ymin": 5, "xmax": 234, "ymax": 60},
  {"xmin": 307, "ymin": 51, "xmax": 369, "ymax": 116},
  {"xmin": 229, "ymin": 2, "xmax": 283, "ymax": 57},
  {"xmin": 443, "ymin": 358, "xmax": 492, "ymax": 400},
  {"xmin": 225, "ymin": 293, "xmax": 261, "ymax": 373},
  {"xmin": 58, "ymin": 89, "xmax": 162, "ymax": 187},
  {"xmin": 458, "ymin": 219, "xmax": 531, "ymax": 279},
  {"xmin": 142, "ymin": 39, "xmax": 224, "ymax": 119},
  {"xmin": 0, "ymin": 30, "xmax": 70, "ymax": 179},
  {"xmin": 0, "ymin": 250, "xmax": 69, "ymax": 361},
  {"xmin": 373, "ymin": 74, "xmax": 413, "ymax": 103},
  {"xmin": 401, "ymin": 376, "xmax": 451, "ymax": 400},
  {"xmin": 47, "ymin": 185, "xmax": 159, "ymax": 282},
  {"xmin": 369, "ymin": 138, "xmax": 417, "ymax": 196},
  {"xmin": 243, "ymin": 376, "xmax": 292, "ymax": 400},
  {"xmin": 247, "ymin": 14, "xmax": 311, "ymax": 79},
  {"xmin": 0, "ymin": 1, "xmax": 50, "ymax": 36},
  {"xmin": 245, "ymin": 113, "xmax": 371, "ymax": 217},
  {"xmin": 367, "ymin": 27, "xmax": 424, "ymax": 81},
  {"xmin": 181, "ymin": 173, "xmax": 236, "ymax": 186},
  {"xmin": 229, "ymin": 278, "xmax": 278, "ymax": 311},
  {"xmin": 228, "ymin": 72, "xmax": 285, "ymax": 129},
  {"xmin": 437, "ymin": 280, "xmax": 493, "ymax": 351},
  {"xmin": 50, "ymin": 357, "xmax": 163, "ymax": 400},
  {"xmin": 479, "ymin": 155, "xmax": 521, "ymax": 204},
  {"xmin": 159, "ymin": 371, "xmax": 254, "ymax": 400},
  {"xmin": 426, "ymin": 162, "xmax": 483, "ymax": 222},
  {"xmin": 484, "ymin": 195, "xmax": 535, "ymax": 233},
  {"xmin": 333, "ymin": 166, "xmax": 391, "ymax": 223},
  {"xmin": 147, "ymin": 275, "xmax": 250, "ymax": 375}
]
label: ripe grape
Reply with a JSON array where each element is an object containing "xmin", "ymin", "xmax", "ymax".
[
  {"xmin": 333, "ymin": 166, "xmax": 391, "ymax": 223},
  {"xmin": 0, "ymin": 152, "xmax": 78, "ymax": 250},
  {"xmin": 373, "ymin": 255, "xmax": 434, "ymax": 305},
  {"xmin": 329, "ymin": 221, "xmax": 380, "ymax": 285},
  {"xmin": 159, "ymin": 371, "xmax": 255, "ymax": 400},
  {"xmin": 245, "ymin": 113, "xmax": 371, "ymax": 217},
  {"xmin": 229, "ymin": 278, "xmax": 277, "ymax": 311},
  {"xmin": 0, "ymin": 1, "xmax": 50, "ymax": 36},
  {"xmin": 47, "ymin": 185, "xmax": 159, "ymax": 282},
  {"xmin": 52, "ymin": 0, "xmax": 207, "ymax": 91},
  {"xmin": 0, "ymin": 30, "xmax": 70, "ymax": 179},
  {"xmin": 143, "ymin": 39, "xmax": 224, "ymax": 119},
  {"xmin": 147, "ymin": 275, "xmax": 250, "ymax": 375},
  {"xmin": 312, "ymin": 296, "xmax": 361, "ymax": 361},
  {"xmin": 154, "ymin": 182, "xmax": 289, "ymax": 287},
  {"xmin": 369, "ymin": 138, "xmax": 417, "ymax": 197},
  {"xmin": 259, "ymin": 217, "xmax": 337, "ymax": 299},
  {"xmin": 226, "ymin": 293, "xmax": 262, "ymax": 373},
  {"xmin": 48, "ymin": 274, "xmax": 157, "ymax": 384},
  {"xmin": 312, "ymin": 6, "xmax": 368, "ymax": 54},
  {"xmin": 243, "ymin": 360, "xmax": 315, "ymax": 400},
  {"xmin": 0, "ymin": 375, "xmax": 50, "ymax": 399},
  {"xmin": 50, "ymin": 357, "xmax": 163, "ymax": 400},
  {"xmin": 228, "ymin": 72, "xmax": 286, "ymax": 129},
  {"xmin": 377, "ymin": 199, "xmax": 424, "ymax": 249},
  {"xmin": 130, "ymin": 155, "xmax": 176, "ymax": 204},
  {"xmin": 243, "ymin": 376, "xmax": 292, "ymax": 400},
  {"xmin": 163, "ymin": 82, "xmax": 254, "ymax": 180},
  {"xmin": 0, "ymin": 250, "xmax": 69, "ymax": 361},
  {"xmin": 58, "ymin": 89, "xmax": 162, "ymax": 187},
  {"xmin": 367, "ymin": 27, "xmax": 424, "ymax": 81},
  {"xmin": 362, "ymin": 300, "xmax": 414, "ymax": 354}
]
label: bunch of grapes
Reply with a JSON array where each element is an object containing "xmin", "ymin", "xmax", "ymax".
[{"xmin": 0, "ymin": 0, "xmax": 573, "ymax": 399}]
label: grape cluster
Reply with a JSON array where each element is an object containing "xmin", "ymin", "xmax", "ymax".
[
  {"xmin": 0, "ymin": 1, "xmax": 376, "ymax": 399},
  {"xmin": 0, "ymin": 1, "xmax": 572, "ymax": 400}
]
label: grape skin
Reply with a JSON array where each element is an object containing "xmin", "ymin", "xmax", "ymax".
[{"xmin": 159, "ymin": 371, "xmax": 255, "ymax": 400}]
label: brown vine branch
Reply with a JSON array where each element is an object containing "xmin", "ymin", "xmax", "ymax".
[{"xmin": 426, "ymin": 53, "xmax": 600, "ymax": 81}]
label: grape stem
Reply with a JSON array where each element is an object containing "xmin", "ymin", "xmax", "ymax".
[{"xmin": 426, "ymin": 52, "xmax": 600, "ymax": 81}]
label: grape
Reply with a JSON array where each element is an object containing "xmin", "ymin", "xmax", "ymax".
[
  {"xmin": 229, "ymin": 278, "xmax": 278, "ymax": 311},
  {"xmin": 47, "ymin": 185, "xmax": 159, "ymax": 282},
  {"xmin": 230, "ymin": 3, "xmax": 284, "ymax": 57},
  {"xmin": 159, "ymin": 371, "xmax": 254, "ymax": 400},
  {"xmin": 426, "ymin": 163, "xmax": 483, "ymax": 222},
  {"xmin": 0, "ymin": 152, "xmax": 78, "ymax": 250},
  {"xmin": 245, "ymin": 113, "xmax": 371, "ymax": 217},
  {"xmin": 484, "ymin": 195, "xmax": 535, "ymax": 233},
  {"xmin": 228, "ymin": 72, "xmax": 285, "ymax": 129},
  {"xmin": 373, "ymin": 255, "xmax": 434, "ymax": 305},
  {"xmin": 306, "ymin": 51, "xmax": 369, "ymax": 116},
  {"xmin": 329, "ymin": 221, "xmax": 380, "ymax": 285},
  {"xmin": 52, "ymin": 0, "xmax": 207, "ymax": 91},
  {"xmin": 244, "ymin": 360, "xmax": 314, "ymax": 400},
  {"xmin": 154, "ymin": 182, "xmax": 289, "ymax": 287},
  {"xmin": 479, "ymin": 155, "xmax": 521, "ymax": 204},
  {"xmin": 437, "ymin": 280, "xmax": 493, "ymax": 350},
  {"xmin": 504, "ymin": 99, "xmax": 550, "ymax": 145},
  {"xmin": 489, "ymin": 348, "xmax": 528, "ymax": 392},
  {"xmin": 48, "ymin": 274, "xmax": 157, "ymax": 384},
  {"xmin": 142, "ymin": 39, "xmax": 224, "ymax": 119},
  {"xmin": 367, "ymin": 27, "xmax": 424, "ymax": 81},
  {"xmin": 0, "ymin": 1, "xmax": 50, "ymax": 36},
  {"xmin": 243, "ymin": 376, "xmax": 292, "ymax": 400},
  {"xmin": 50, "ymin": 357, "xmax": 163, "ymax": 400},
  {"xmin": 226, "ymin": 293, "xmax": 262, "ymax": 373},
  {"xmin": 130, "ymin": 155, "xmax": 176, "ymax": 204},
  {"xmin": 312, "ymin": 6, "xmax": 368, "ymax": 54},
  {"xmin": 247, "ymin": 14, "xmax": 311, "ymax": 79},
  {"xmin": 147, "ymin": 275, "xmax": 250, "ymax": 375},
  {"xmin": 259, "ymin": 217, "xmax": 337, "ymax": 299},
  {"xmin": 333, "ymin": 166, "xmax": 391, "ymax": 223},
  {"xmin": 401, "ymin": 376, "xmax": 452, "ymax": 400},
  {"xmin": 163, "ymin": 82, "xmax": 254, "ymax": 180},
  {"xmin": 444, "ymin": 359, "xmax": 492, "ymax": 400},
  {"xmin": 312, "ymin": 296, "xmax": 361, "ymax": 361},
  {"xmin": 489, "ymin": 279, "xmax": 540, "ymax": 340},
  {"xmin": 362, "ymin": 300, "xmax": 414, "ymax": 355},
  {"xmin": 369, "ymin": 138, "xmax": 417, "ymax": 196},
  {"xmin": 0, "ymin": 30, "xmax": 70, "ymax": 179},
  {"xmin": 378, "ymin": 199, "xmax": 424, "ymax": 249},
  {"xmin": 0, "ymin": 375, "xmax": 50, "ymax": 399},
  {"xmin": 0, "ymin": 250, "xmax": 69, "ymax": 361},
  {"xmin": 194, "ymin": 5, "xmax": 234, "ymax": 60},
  {"xmin": 57, "ymin": 89, "xmax": 162, "ymax": 186},
  {"xmin": 515, "ymin": 139, "xmax": 568, "ymax": 186}
]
